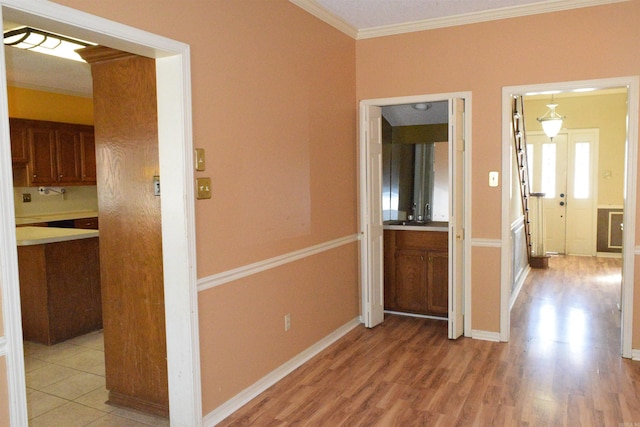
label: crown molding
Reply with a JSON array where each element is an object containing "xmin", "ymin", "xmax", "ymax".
[
  {"xmin": 289, "ymin": 0, "xmax": 358, "ymax": 39},
  {"xmin": 291, "ymin": 0, "xmax": 629, "ymax": 40}
]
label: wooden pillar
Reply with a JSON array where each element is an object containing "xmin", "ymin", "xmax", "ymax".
[{"xmin": 79, "ymin": 46, "xmax": 168, "ymax": 417}]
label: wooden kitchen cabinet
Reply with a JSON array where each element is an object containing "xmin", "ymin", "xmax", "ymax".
[
  {"xmin": 10, "ymin": 118, "xmax": 96, "ymax": 186},
  {"xmin": 18, "ymin": 237, "xmax": 102, "ymax": 345},
  {"xmin": 10, "ymin": 121, "xmax": 29, "ymax": 164},
  {"xmin": 74, "ymin": 217, "xmax": 99, "ymax": 229},
  {"xmin": 384, "ymin": 230, "xmax": 448, "ymax": 317}
]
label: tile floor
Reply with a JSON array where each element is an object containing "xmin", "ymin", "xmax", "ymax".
[{"xmin": 24, "ymin": 330, "xmax": 169, "ymax": 426}]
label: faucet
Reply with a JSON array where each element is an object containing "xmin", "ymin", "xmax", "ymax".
[
  {"xmin": 408, "ymin": 202, "xmax": 416, "ymax": 220},
  {"xmin": 424, "ymin": 203, "xmax": 430, "ymax": 221}
]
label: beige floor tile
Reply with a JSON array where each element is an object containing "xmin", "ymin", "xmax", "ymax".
[
  {"xmin": 111, "ymin": 408, "xmax": 170, "ymax": 426},
  {"xmin": 56, "ymin": 348, "xmax": 106, "ymax": 376},
  {"xmin": 41, "ymin": 371, "xmax": 105, "ymax": 400},
  {"xmin": 74, "ymin": 387, "xmax": 115, "ymax": 413},
  {"xmin": 27, "ymin": 342, "xmax": 88, "ymax": 364},
  {"xmin": 24, "ymin": 356, "xmax": 51, "ymax": 373},
  {"xmin": 66, "ymin": 331, "xmax": 105, "ymax": 351},
  {"xmin": 29, "ymin": 401, "xmax": 105, "ymax": 427},
  {"xmin": 86, "ymin": 413, "xmax": 152, "ymax": 426},
  {"xmin": 23, "ymin": 341, "xmax": 48, "ymax": 357},
  {"xmin": 26, "ymin": 389, "xmax": 67, "ymax": 419},
  {"xmin": 26, "ymin": 364, "xmax": 80, "ymax": 390}
]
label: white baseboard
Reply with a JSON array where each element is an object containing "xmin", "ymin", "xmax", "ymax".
[
  {"xmin": 202, "ymin": 317, "xmax": 361, "ymax": 426},
  {"xmin": 471, "ymin": 329, "xmax": 501, "ymax": 342},
  {"xmin": 510, "ymin": 265, "xmax": 530, "ymax": 311},
  {"xmin": 596, "ymin": 251, "xmax": 622, "ymax": 259},
  {"xmin": 632, "ymin": 349, "xmax": 640, "ymax": 361}
]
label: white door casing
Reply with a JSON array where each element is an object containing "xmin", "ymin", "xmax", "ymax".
[
  {"xmin": 501, "ymin": 78, "xmax": 637, "ymax": 357},
  {"xmin": 359, "ymin": 92, "xmax": 471, "ymax": 337},
  {"xmin": 0, "ymin": 1, "xmax": 201, "ymax": 425}
]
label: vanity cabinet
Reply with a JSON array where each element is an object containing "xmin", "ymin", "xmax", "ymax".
[
  {"xmin": 10, "ymin": 118, "xmax": 96, "ymax": 186},
  {"xmin": 384, "ymin": 230, "xmax": 448, "ymax": 316}
]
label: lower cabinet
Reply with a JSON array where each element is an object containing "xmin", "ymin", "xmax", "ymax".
[
  {"xmin": 18, "ymin": 238, "xmax": 102, "ymax": 345},
  {"xmin": 384, "ymin": 229, "xmax": 448, "ymax": 317}
]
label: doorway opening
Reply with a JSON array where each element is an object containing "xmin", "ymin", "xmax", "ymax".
[
  {"xmin": 501, "ymin": 78, "xmax": 639, "ymax": 358},
  {"xmin": 359, "ymin": 92, "xmax": 471, "ymax": 339},
  {"xmin": 0, "ymin": 3, "xmax": 200, "ymax": 426}
]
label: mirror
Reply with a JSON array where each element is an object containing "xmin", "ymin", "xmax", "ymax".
[{"xmin": 381, "ymin": 102, "xmax": 449, "ymax": 223}]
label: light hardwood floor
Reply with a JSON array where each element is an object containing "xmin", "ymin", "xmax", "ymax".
[{"xmin": 219, "ymin": 255, "xmax": 640, "ymax": 426}]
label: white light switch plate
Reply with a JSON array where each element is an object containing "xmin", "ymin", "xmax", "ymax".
[{"xmin": 489, "ymin": 171, "xmax": 499, "ymax": 187}]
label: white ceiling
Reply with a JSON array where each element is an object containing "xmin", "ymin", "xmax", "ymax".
[
  {"xmin": 3, "ymin": 21, "xmax": 93, "ymax": 97},
  {"xmin": 315, "ymin": 0, "xmax": 553, "ymax": 29},
  {"xmin": 383, "ymin": 101, "xmax": 449, "ymax": 126}
]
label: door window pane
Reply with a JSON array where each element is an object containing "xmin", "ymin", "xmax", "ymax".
[
  {"xmin": 541, "ymin": 143, "xmax": 556, "ymax": 198},
  {"xmin": 574, "ymin": 142, "xmax": 590, "ymax": 199}
]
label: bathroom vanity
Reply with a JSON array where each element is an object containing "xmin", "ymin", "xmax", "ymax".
[{"xmin": 383, "ymin": 224, "xmax": 448, "ymax": 317}]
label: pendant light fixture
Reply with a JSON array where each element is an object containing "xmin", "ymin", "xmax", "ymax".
[
  {"xmin": 536, "ymin": 95, "xmax": 565, "ymax": 139},
  {"xmin": 3, "ymin": 26, "xmax": 94, "ymax": 62}
]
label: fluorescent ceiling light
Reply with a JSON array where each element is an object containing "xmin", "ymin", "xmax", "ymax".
[{"xmin": 3, "ymin": 27, "xmax": 95, "ymax": 62}]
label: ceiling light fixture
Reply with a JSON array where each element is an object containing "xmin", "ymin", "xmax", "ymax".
[
  {"xmin": 3, "ymin": 26, "xmax": 95, "ymax": 62},
  {"xmin": 413, "ymin": 103, "xmax": 431, "ymax": 111},
  {"xmin": 536, "ymin": 95, "xmax": 565, "ymax": 139}
]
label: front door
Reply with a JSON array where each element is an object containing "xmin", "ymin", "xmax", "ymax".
[{"xmin": 527, "ymin": 130, "xmax": 598, "ymax": 255}]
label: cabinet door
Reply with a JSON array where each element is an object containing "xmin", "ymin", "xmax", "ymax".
[
  {"xmin": 56, "ymin": 129, "xmax": 82, "ymax": 184},
  {"xmin": 427, "ymin": 251, "xmax": 449, "ymax": 315},
  {"xmin": 10, "ymin": 120, "xmax": 29, "ymax": 164},
  {"xmin": 394, "ymin": 249, "xmax": 428, "ymax": 313},
  {"xmin": 28, "ymin": 128, "xmax": 57, "ymax": 185},
  {"xmin": 79, "ymin": 130, "xmax": 97, "ymax": 184}
]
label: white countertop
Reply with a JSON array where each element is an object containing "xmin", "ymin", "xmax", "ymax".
[
  {"xmin": 16, "ymin": 226, "xmax": 99, "ymax": 246},
  {"xmin": 383, "ymin": 221, "xmax": 449, "ymax": 232},
  {"xmin": 15, "ymin": 211, "xmax": 99, "ymax": 225}
]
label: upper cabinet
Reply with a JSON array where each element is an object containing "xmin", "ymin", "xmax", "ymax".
[{"xmin": 10, "ymin": 118, "xmax": 96, "ymax": 186}]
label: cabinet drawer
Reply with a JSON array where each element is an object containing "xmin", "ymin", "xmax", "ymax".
[
  {"xmin": 395, "ymin": 230, "xmax": 447, "ymax": 251},
  {"xmin": 74, "ymin": 217, "xmax": 99, "ymax": 229}
]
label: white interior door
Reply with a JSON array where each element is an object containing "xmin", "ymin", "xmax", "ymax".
[
  {"xmin": 449, "ymin": 98, "xmax": 464, "ymax": 339},
  {"xmin": 363, "ymin": 105, "xmax": 384, "ymax": 328}
]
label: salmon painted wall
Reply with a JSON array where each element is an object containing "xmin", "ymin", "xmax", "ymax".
[
  {"xmin": 356, "ymin": 1, "xmax": 640, "ymax": 335},
  {"xmin": 0, "ymin": 357, "xmax": 8, "ymax": 427},
  {"xmin": 50, "ymin": 0, "xmax": 358, "ymax": 415}
]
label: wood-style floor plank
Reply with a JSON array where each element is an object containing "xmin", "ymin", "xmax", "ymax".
[{"xmin": 218, "ymin": 255, "xmax": 640, "ymax": 426}]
